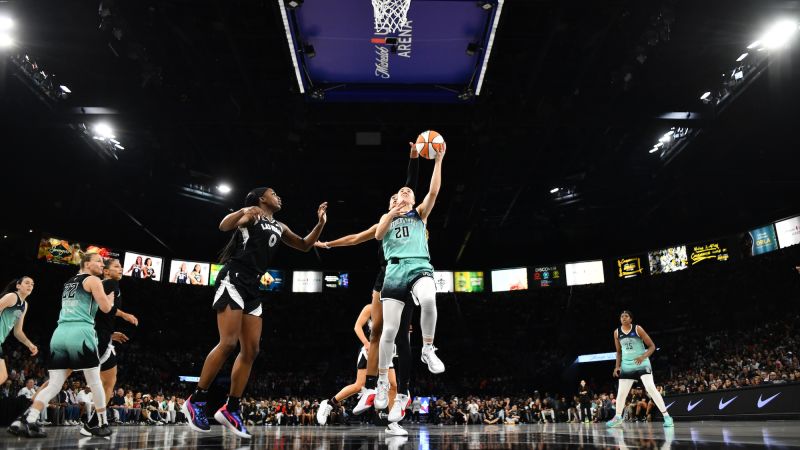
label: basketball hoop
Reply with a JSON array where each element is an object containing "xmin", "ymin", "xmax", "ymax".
[{"xmin": 371, "ymin": 0, "xmax": 411, "ymax": 34}]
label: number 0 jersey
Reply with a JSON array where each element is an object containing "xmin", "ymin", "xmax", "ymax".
[
  {"xmin": 227, "ymin": 216, "xmax": 284, "ymax": 278},
  {"xmin": 382, "ymin": 209, "xmax": 429, "ymax": 260}
]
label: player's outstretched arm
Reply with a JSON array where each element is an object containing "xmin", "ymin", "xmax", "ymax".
[
  {"xmin": 280, "ymin": 202, "xmax": 328, "ymax": 252},
  {"xmin": 315, "ymin": 224, "xmax": 378, "ymax": 249},
  {"xmin": 417, "ymin": 145, "xmax": 445, "ymax": 221}
]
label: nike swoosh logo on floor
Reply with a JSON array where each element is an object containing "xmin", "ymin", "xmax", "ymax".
[
  {"xmin": 757, "ymin": 393, "xmax": 780, "ymax": 408},
  {"xmin": 687, "ymin": 399, "xmax": 703, "ymax": 411},
  {"xmin": 718, "ymin": 396, "xmax": 737, "ymax": 410}
]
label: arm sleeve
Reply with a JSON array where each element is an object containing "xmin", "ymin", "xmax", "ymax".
[{"xmin": 404, "ymin": 156, "xmax": 419, "ymax": 192}]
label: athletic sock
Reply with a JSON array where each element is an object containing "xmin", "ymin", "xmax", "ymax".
[
  {"xmin": 98, "ymin": 411, "xmax": 108, "ymax": 426},
  {"xmin": 365, "ymin": 375, "xmax": 377, "ymax": 388},
  {"xmin": 226, "ymin": 396, "xmax": 241, "ymax": 411},
  {"xmin": 25, "ymin": 408, "xmax": 40, "ymax": 424},
  {"xmin": 192, "ymin": 388, "xmax": 209, "ymax": 402}
]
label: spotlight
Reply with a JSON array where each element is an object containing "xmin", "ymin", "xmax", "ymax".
[
  {"xmin": 0, "ymin": 33, "xmax": 13, "ymax": 48},
  {"xmin": 93, "ymin": 123, "xmax": 115, "ymax": 139},
  {"xmin": 285, "ymin": 0, "xmax": 304, "ymax": 9},
  {"xmin": 59, "ymin": 85, "xmax": 72, "ymax": 94},
  {"xmin": 760, "ymin": 19, "xmax": 798, "ymax": 49},
  {"xmin": 217, "ymin": 184, "xmax": 232, "ymax": 194},
  {"xmin": 466, "ymin": 42, "xmax": 482, "ymax": 56},
  {"xmin": 0, "ymin": 16, "xmax": 13, "ymax": 30},
  {"xmin": 700, "ymin": 91, "xmax": 711, "ymax": 100},
  {"xmin": 736, "ymin": 52, "xmax": 748, "ymax": 62},
  {"xmin": 478, "ymin": 1, "xmax": 493, "ymax": 11},
  {"xmin": 310, "ymin": 89, "xmax": 325, "ymax": 100},
  {"xmin": 747, "ymin": 40, "xmax": 761, "ymax": 49},
  {"xmin": 549, "ymin": 187, "xmax": 560, "ymax": 194}
]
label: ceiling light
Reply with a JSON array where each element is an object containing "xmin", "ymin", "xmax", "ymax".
[
  {"xmin": 217, "ymin": 184, "xmax": 232, "ymax": 194},
  {"xmin": 0, "ymin": 33, "xmax": 13, "ymax": 48},
  {"xmin": 736, "ymin": 52, "xmax": 748, "ymax": 62},
  {"xmin": 0, "ymin": 17, "xmax": 13, "ymax": 30},
  {"xmin": 550, "ymin": 187, "xmax": 559, "ymax": 194},
  {"xmin": 760, "ymin": 19, "xmax": 798, "ymax": 49},
  {"xmin": 93, "ymin": 123, "xmax": 114, "ymax": 139},
  {"xmin": 700, "ymin": 91, "xmax": 711, "ymax": 100}
]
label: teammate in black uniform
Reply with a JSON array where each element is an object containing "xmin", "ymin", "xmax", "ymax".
[
  {"xmin": 183, "ymin": 187, "xmax": 327, "ymax": 439},
  {"xmin": 314, "ymin": 145, "xmax": 418, "ymax": 421}
]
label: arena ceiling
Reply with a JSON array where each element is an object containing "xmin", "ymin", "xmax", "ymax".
[{"xmin": 2, "ymin": 0, "xmax": 799, "ymax": 269}]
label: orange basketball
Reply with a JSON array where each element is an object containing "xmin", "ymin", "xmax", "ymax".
[{"xmin": 415, "ymin": 130, "xmax": 446, "ymax": 159}]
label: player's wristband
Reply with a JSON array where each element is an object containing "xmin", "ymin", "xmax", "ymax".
[{"xmin": 109, "ymin": 305, "xmax": 118, "ymax": 316}]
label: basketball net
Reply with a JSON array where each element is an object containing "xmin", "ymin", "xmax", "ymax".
[{"xmin": 372, "ymin": 0, "xmax": 411, "ymax": 34}]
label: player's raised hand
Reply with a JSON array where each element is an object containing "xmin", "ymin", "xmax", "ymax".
[
  {"xmin": 409, "ymin": 142, "xmax": 419, "ymax": 158},
  {"xmin": 242, "ymin": 206, "xmax": 262, "ymax": 220},
  {"xmin": 435, "ymin": 142, "xmax": 446, "ymax": 160},
  {"xmin": 317, "ymin": 202, "xmax": 328, "ymax": 225}
]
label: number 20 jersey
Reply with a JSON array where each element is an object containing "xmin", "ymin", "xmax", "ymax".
[{"xmin": 382, "ymin": 209, "xmax": 429, "ymax": 260}]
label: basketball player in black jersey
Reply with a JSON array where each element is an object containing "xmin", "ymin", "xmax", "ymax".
[
  {"xmin": 314, "ymin": 146, "xmax": 418, "ymax": 425},
  {"xmin": 184, "ymin": 187, "xmax": 327, "ymax": 439}
]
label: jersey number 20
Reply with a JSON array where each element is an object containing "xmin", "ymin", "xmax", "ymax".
[{"xmin": 394, "ymin": 226, "xmax": 410, "ymax": 239}]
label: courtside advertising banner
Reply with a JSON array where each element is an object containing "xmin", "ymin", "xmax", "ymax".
[
  {"xmin": 454, "ymin": 271, "xmax": 484, "ymax": 293},
  {"xmin": 292, "ymin": 271, "xmax": 323, "ymax": 293},
  {"xmin": 491, "ymin": 268, "xmax": 528, "ymax": 292},
  {"xmin": 122, "ymin": 252, "xmax": 164, "ymax": 281},
  {"xmin": 664, "ymin": 382, "xmax": 800, "ymax": 419},
  {"xmin": 433, "ymin": 271, "xmax": 454, "ymax": 293},
  {"xmin": 775, "ymin": 216, "xmax": 800, "ymax": 249},
  {"xmin": 565, "ymin": 260, "xmax": 605, "ymax": 286}
]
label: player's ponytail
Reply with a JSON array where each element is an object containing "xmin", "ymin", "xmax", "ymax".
[{"xmin": 218, "ymin": 187, "xmax": 270, "ymax": 264}]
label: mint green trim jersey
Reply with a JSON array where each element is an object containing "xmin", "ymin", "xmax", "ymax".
[
  {"xmin": 0, "ymin": 293, "xmax": 25, "ymax": 345},
  {"xmin": 618, "ymin": 325, "xmax": 647, "ymax": 363},
  {"xmin": 382, "ymin": 209, "xmax": 429, "ymax": 260},
  {"xmin": 57, "ymin": 274, "xmax": 99, "ymax": 326}
]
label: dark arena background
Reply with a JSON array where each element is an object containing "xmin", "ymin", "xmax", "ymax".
[{"xmin": 1, "ymin": 0, "xmax": 800, "ymax": 448}]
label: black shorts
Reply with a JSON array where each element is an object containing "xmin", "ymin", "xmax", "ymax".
[
  {"xmin": 212, "ymin": 266, "xmax": 263, "ymax": 317},
  {"xmin": 98, "ymin": 336, "xmax": 118, "ymax": 371},
  {"xmin": 357, "ymin": 349, "xmax": 368, "ymax": 370},
  {"xmin": 373, "ymin": 265, "xmax": 387, "ymax": 292},
  {"xmin": 355, "ymin": 346, "xmax": 395, "ymax": 370}
]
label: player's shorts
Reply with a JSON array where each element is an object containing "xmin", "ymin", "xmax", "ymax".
[
  {"xmin": 619, "ymin": 359, "xmax": 653, "ymax": 380},
  {"xmin": 380, "ymin": 258, "xmax": 433, "ymax": 305},
  {"xmin": 356, "ymin": 345, "xmax": 395, "ymax": 370},
  {"xmin": 98, "ymin": 336, "xmax": 117, "ymax": 371},
  {"xmin": 373, "ymin": 265, "xmax": 387, "ymax": 293},
  {"xmin": 49, "ymin": 324, "xmax": 100, "ymax": 371},
  {"xmin": 212, "ymin": 266, "xmax": 263, "ymax": 317}
]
